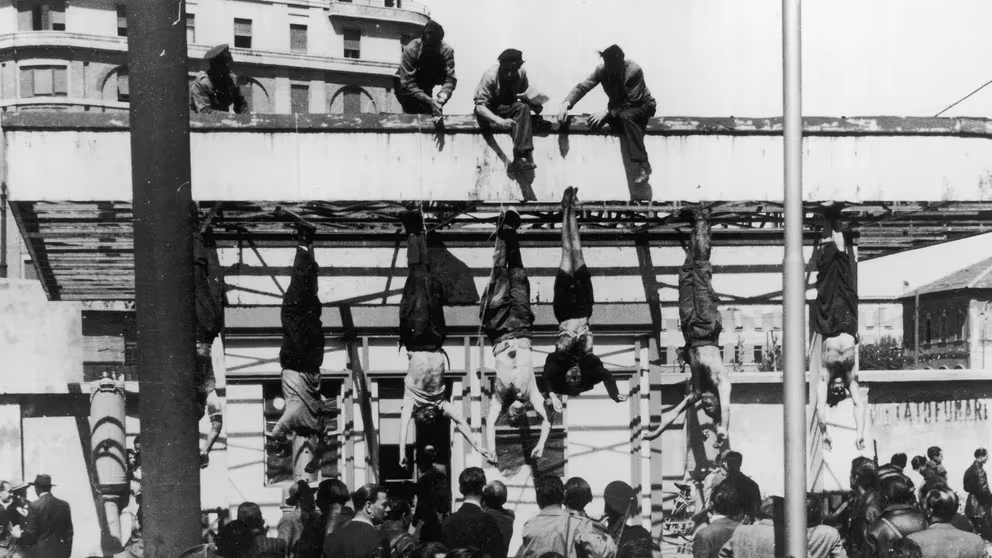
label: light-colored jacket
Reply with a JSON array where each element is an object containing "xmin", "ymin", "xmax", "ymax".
[{"xmin": 516, "ymin": 507, "xmax": 616, "ymax": 558}]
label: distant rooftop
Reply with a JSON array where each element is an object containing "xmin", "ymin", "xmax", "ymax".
[{"xmin": 902, "ymin": 256, "xmax": 992, "ymax": 298}]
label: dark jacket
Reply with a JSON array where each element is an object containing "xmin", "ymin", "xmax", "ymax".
[
  {"xmin": 189, "ymin": 71, "xmax": 249, "ymax": 114},
  {"xmin": 963, "ymin": 460, "xmax": 992, "ymax": 518},
  {"xmin": 485, "ymin": 507, "xmax": 515, "ymax": 558},
  {"xmin": 193, "ymin": 231, "xmax": 225, "ymax": 342},
  {"xmin": 396, "ymin": 38, "xmax": 456, "ymax": 102},
  {"xmin": 866, "ymin": 504, "xmax": 927, "ymax": 557},
  {"xmin": 441, "ymin": 502, "xmax": 503, "ymax": 558},
  {"xmin": 693, "ymin": 516, "xmax": 740, "ymax": 558},
  {"xmin": 716, "ymin": 474, "xmax": 761, "ymax": 523},
  {"xmin": 563, "ymin": 59, "xmax": 655, "ymax": 112},
  {"xmin": 22, "ymin": 493, "xmax": 73, "ymax": 558}
]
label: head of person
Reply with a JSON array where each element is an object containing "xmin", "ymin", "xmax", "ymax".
[
  {"xmin": 205, "ymin": 44, "xmax": 234, "ymax": 75},
  {"xmin": 911, "ymin": 455, "xmax": 927, "ymax": 471},
  {"xmin": 710, "ymin": 482, "xmax": 741, "ymax": 519},
  {"xmin": 412, "ymin": 542, "xmax": 449, "ymax": 558},
  {"xmin": 599, "ymin": 44, "xmax": 626, "ymax": 79},
  {"xmin": 806, "ymin": 494, "xmax": 824, "ymax": 527},
  {"xmin": 505, "ymin": 398, "xmax": 529, "ymax": 426},
  {"xmin": 923, "ymin": 486, "xmax": 958, "ymax": 523},
  {"xmin": 927, "ymin": 446, "xmax": 943, "ymax": 464},
  {"xmin": 758, "ymin": 496, "xmax": 784, "ymax": 521},
  {"xmin": 458, "ymin": 467, "xmax": 486, "ymax": 499},
  {"xmin": 826, "ymin": 376, "xmax": 848, "ymax": 407},
  {"xmin": 616, "ymin": 539, "xmax": 654, "ymax": 558},
  {"xmin": 286, "ymin": 480, "xmax": 315, "ymax": 513},
  {"xmin": 565, "ymin": 364, "xmax": 583, "ymax": 388},
  {"xmin": 417, "ymin": 445, "xmax": 438, "ymax": 472},
  {"xmin": 917, "ymin": 477, "xmax": 948, "ymax": 506},
  {"xmin": 236, "ymin": 502, "xmax": 265, "ymax": 536},
  {"xmin": 700, "ymin": 392, "xmax": 721, "ymax": 421},
  {"xmin": 724, "ymin": 451, "xmax": 743, "ymax": 475},
  {"xmin": 413, "ymin": 404, "xmax": 441, "ymax": 426},
  {"xmin": 976, "ymin": 448, "xmax": 989, "ymax": 464},
  {"xmin": 126, "ymin": 449, "xmax": 138, "ymax": 469},
  {"xmin": 890, "ymin": 453, "xmax": 908, "ymax": 470},
  {"xmin": 31, "ymin": 474, "xmax": 53, "ymax": 497},
  {"xmin": 497, "ymin": 49, "xmax": 524, "ymax": 82},
  {"xmin": 215, "ymin": 519, "xmax": 255, "ymax": 558},
  {"xmin": 564, "ymin": 477, "xmax": 593, "ymax": 513},
  {"xmin": 0, "ymin": 481, "xmax": 10, "ymax": 504},
  {"xmin": 603, "ymin": 480, "xmax": 637, "ymax": 521},
  {"xmin": 133, "ymin": 435, "xmax": 141, "ymax": 454},
  {"xmin": 881, "ymin": 538, "xmax": 924, "ymax": 558},
  {"xmin": 383, "ymin": 498, "xmax": 412, "ymax": 530},
  {"xmin": 353, "ymin": 483, "xmax": 388, "ymax": 525},
  {"xmin": 316, "ymin": 478, "xmax": 350, "ymax": 513},
  {"xmin": 880, "ymin": 475, "xmax": 916, "ymax": 508},
  {"xmin": 447, "ymin": 550, "xmax": 483, "ymax": 558},
  {"xmin": 851, "ymin": 457, "xmax": 878, "ymax": 491},
  {"xmin": 482, "ymin": 480, "xmax": 507, "ymax": 511},
  {"xmin": 534, "ymin": 474, "xmax": 565, "ymax": 510},
  {"xmin": 421, "ymin": 20, "xmax": 444, "ymax": 48}
]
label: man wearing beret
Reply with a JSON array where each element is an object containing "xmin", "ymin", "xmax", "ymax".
[
  {"xmin": 474, "ymin": 49, "xmax": 543, "ymax": 172},
  {"xmin": 559, "ymin": 44, "xmax": 656, "ymax": 186},
  {"xmin": 20, "ymin": 474, "xmax": 73, "ymax": 558},
  {"xmin": 395, "ymin": 20, "xmax": 456, "ymax": 119},
  {"xmin": 190, "ymin": 44, "xmax": 250, "ymax": 114}
]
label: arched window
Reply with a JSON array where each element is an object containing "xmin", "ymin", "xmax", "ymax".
[
  {"xmin": 924, "ymin": 313, "xmax": 932, "ymax": 344},
  {"xmin": 100, "ymin": 66, "xmax": 128, "ymax": 103},
  {"xmin": 939, "ymin": 310, "xmax": 948, "ymax": 342},
  {"xmin": 329, "ymin": 86, "xmax": 377, "ymax": 115},
  {"xmin": 236, "ymin": 76, "xmax": 270, "ymax": 113}
]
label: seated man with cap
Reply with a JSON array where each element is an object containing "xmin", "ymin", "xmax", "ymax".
[
  {"xmin": 558, "ymin": 44, "xmax": 657, "ymax": 186},
  {"xmin": 539, "ymin": 187, "xmax": 627, "ymax": 411},
  {"xmin": 395, "ymin": 20, "xmax": 456, "ymax": 118},
  {"xmin": 473, "ymin": 48, "xmax": 544, "ymax": 173},
  {"xmin": 190, "ymin": 44, "xmax": 250, "ymax": 114}
]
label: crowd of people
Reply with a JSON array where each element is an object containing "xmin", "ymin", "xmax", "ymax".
[
  {"xmin": 171, "ymin": 461, "xmax": 655, "ymax": 558},
  {"xmin": 0, "ymin": 475, "xmax": 74, "ymax": 558},
  {"xmin": 691, "ymin": 446, "xmax": 992, "ymax": 558}
]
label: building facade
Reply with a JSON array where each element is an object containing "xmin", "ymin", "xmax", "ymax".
[{"xmin": 0, "ymin": 0, "xmax": 429, "ymax": 114}]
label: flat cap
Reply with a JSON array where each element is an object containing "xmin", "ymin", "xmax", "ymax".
[
  {"xmin": 497, "ymin": 48, "xmax": 523, "ymax": 63},
  {"xmin": 204, "ymin": 44, "xmax": 231, "ymax": 62}
]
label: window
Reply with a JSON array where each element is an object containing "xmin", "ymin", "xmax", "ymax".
[
  {"xmin": 925, "ymin": 314, "xmax": 932, "ymax": 344},
  {"xmin": 939, "ymin": 310, "xmax": 948, "ymax": 342},
  {"xmin": 186, "ymin": 14, "xmax": 195, "ymax": 44},
  {"xmin": 17, "ymin": 0, "xmax": 65, "ymax": 31},
  {"xmin": 342, "ymin": 88, "xmax": 361, "ymax": 114},
  {"xmin": 117, "ymin": 67, "xmax": 129, "ymax": 102},
  {"xmin": 291, "ymin": 83, "xmax": 309, "ymax": 114},
  {"xmin": 658, "ymin": 346, "xmax": 668, "ymax": 366},
  {"xmin": 22, "ymin": 258, "xmax": 38, "ymax": 281},
  {"xmin": 343, "ymin": 28, "xmax": 361, "ymax": 59},
  {"xmin": 233, "ymin": 18, "xmax": 252, "ymax": 49},
  {"xmin": 20, "ymin": 66, "xmax": 68, "ymax": 97},
  {"xmin": 290, "ymin": 24, "xmax": 307, "ymax": 53},
  {"xmin": 733, "ymin": 344, "xmax": 742, "ymax": 364},
  {"xmin": 734, "ymin": 309, "xmax": 743, "ymax": 330},
  {"xmin": 959, "ymin": 309, "xmax": 967, "ymax": 340},
  {"xmin": 116, "ymin": 5, "xmax": 127, "ymax": 37},
  {"xmin": 753, "ymin": 345, "xmax": 763, "ymax": 364},
  {"xmin": 719, "ymin": 346, "xmax": 725, "ymax": 361}
]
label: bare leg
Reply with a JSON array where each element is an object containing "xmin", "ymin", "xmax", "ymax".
[
  {"xmin": 816, "ymin": 346, "xmax": 832, "ymax": 451},
  {"xmin": 644, "ymin": 392, "xmax": 700, "ymax": 441},
  {"xmin": 692, "ymin": 346, "xmax": 730, "ymax": 448}
]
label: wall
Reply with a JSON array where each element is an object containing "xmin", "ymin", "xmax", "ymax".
[{"xmin": 902, "ymin": 292, "xmax": 974, "ymax": 368}]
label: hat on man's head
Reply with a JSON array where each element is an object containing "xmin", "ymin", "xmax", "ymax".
[
  {"xmin": 422, "ymin": 20, "xmax": 445, "ymax": 40},
  {"xmin": 30, "ymin": 474, "xmax": 54, "ymax": 489},
  {"xmin": 604, "ymin": 480, "xmax": 637, "ymax": 514},
  {"xmin": 7, "ymin": 480, "xmax": 29, "ymax": 493},
  {"xmin": 497, "ymin": 49, "xmax": 524, "ymax": 64},
  {"xmin": 204, "ymin": 44, "xmax": 231, "ymax": 62},
  {"xmin": 283, "ymin": 483, "xmax": 300, "ymax": 506}
]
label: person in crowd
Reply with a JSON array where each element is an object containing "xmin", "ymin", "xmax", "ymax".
[
  {"xmin": 907, "ymin": 487, "xmax": 985, "ymax": 558},
  {"xmin": 713, "ymin": 452, "xmax": 761, "ymax": 525},
  {"xmin": 923, "ymin": 447, "xmax": 948, "ymax": 483},
  {"xmin": 441, "ymin": 468, "xmax": 502, "ymax": 558},
  {"xmin": 397, "ymin": 209, "xmax": 493, "ymax": 466},
  {"xmin": 963, "ymin": 447, "xmax": 992, "ymax": 540},
  {"xmin": 395, "ymin": 20, "xmax": 456, "ymax": 119},
  {"xmin": 601, "ymin": 481, "xmax": 652, "ymax": 549},
  {"xmin": 413, "ymin": 446, "xmax": 450, "ymax": 543},
  {"xmin": 473, "ymin": 49, "xmax": 544, "ymax": 173},
  {"xmin": 644, "ymin": 208, "xmax": 730, "ymax": 448},
  {"xmin": 193, "ymin": 212, "xmax": 226, "ymax": 469},
  {"xmin": 916, "ymin": 478, "xmax": 974, "ymax": 533},
  {"xmin": 316, "ymin": 478, "xmax": 354, "ymax": 539},
  {"xmin": 805, "ymin": 495, "xmax": 846, "ymax": 558},
  {"xmin": 878, "ymin": 454, "xmax": 910, "ymax": 485},
  {"xmin": 383, "ymin": 499, "xmax": 417, "ymax": 558},
  {"xmin": 115, "ymin": 504, "xmax": 143, "ymax": 558},
  {"xmin": 563, "ymin": 475, "xmax": 618, "ymax": 557},
  {"xmin": 411, "ymin": 542, "xmax": 448, "ymax": 558},
  {"xmin": 213, "ymin": 520, "xmax": 257, "ymax": 558},
  {"xmin": 558, "ymin": 44, "xmax": 657, "ymax": 186},
  {"xmin": 842, "ymin": 457, "xmax": 883, "ymax": 558},
  {"xmin": 482, "ymin": 481, "xmax": 514, "ymax": 558},
  {"xmin": 277, "ymin": 483, "xmax": 305, "ymax": 557},
  {"xmin": 237, "ymin": 502, "xmax": 286, "ymax": 558},
  {"xmin": 717, "ymin": 496, "xmax": 781, "ymax": 557},
  {"xmin": 692, "ymin": 483, "xmax": 741, "ymax": 558},
  {"xmin": 265, "ymin": 215, "xmax": 327, "ymax": 474},
  {"xmin": 516, "ymin": 475, "xmax": 616, "ymax": 557},
  {"xmin": 909, "ymin": 456, "xmax": 927, "ymax": 492},
  {"xmin": 323, "ymin": 484, "xmax": 390, "ymax": 558},
  {"xmin": 20, "ymin": 474, "xmax": 72, "ymax": 558},
  {"xmin": 811, "ymin": 203, "xmax": 866, "ymax": 452},
  {"xmin": 539, "ymin": 187, "xmax": 626, "ymax": 411},
  {"xmin": 0, "ymin": 480, "xmax": 25, "ymax": 558},
  {"xmin": 480, "ymin": 209, "xmax": 552, "ymax": 463},
  {"xmin": 867, "ymin": 475, "xmax": 927, "ymax": 557},
  {"xmin": 880, "ymin": 538, "xmax": 923, "ymax": 558},
  {"xmin": 617, "ymin": 538, "xmax": 654, "ymax": 558},
  {"xmin": 189, "ymin": 44, "xmax": 249, "ymax": 114}
]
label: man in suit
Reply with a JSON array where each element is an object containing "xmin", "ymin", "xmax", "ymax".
[
  {"xmin": 963, "ymin": 447, "xmax": 992, "ymax": 540},
  {"xmin": 908, "ymin": 486, "xmax": 985, "ymax": 558},
  {"xmin": 441, "ymin": 467, "xmax": 502, "ymax": 557},
  {"xmin": 715, "ymin": 452, "xmax": 762, "ymax": 524},
  {"xmin": 482, "ymin": 481, "xmax": 515, "ymax": 558},
  {"xmin": 693, "ymin": 483, "xmax": 741, "ymax": 558},
  {"xmin": 20, "ymin": 474, "xmax": 73, "ymax": 558}
]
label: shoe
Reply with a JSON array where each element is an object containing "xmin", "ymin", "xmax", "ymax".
[
  {"xmin": 633, "ymin": 164, "xmax": 651, "ymax": 185},
  {"xmin": 561, "ymin": 187, "xmax": 576, "ymax": 210},
  {"xmin": 398, "ymin": 209, "xmax": 424, "ymax": 236},
  {"xmin": 498, "ymin": 207, "xmax": 521, "ymax": 231}
]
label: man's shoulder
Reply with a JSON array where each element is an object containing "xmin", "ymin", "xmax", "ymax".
[
  {"xmin": 192, "ymin": 71, "xmax": 211, "ymax": 84},
  {"xmin": 478, "ymin": 65, "xmax": 499, "ymax": 82}
]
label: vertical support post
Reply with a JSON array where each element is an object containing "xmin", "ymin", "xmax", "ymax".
[
  {"xmin": 629, "ymin": 339, "xmax": 643, "ymax": 525},
  {"xmin": 0, "ymin": 183, "xmax": 7, "ymax": 279},
  {"xmin": 648, "ymin": 336, "xmax": 665, "ymax": 541},
  {"xmin": 343, "ymin": 362, "xmax": 355, "ymax": 489},
  {"xmin": 127, "ymin": 0, "xmax": 199, "ymax": 554},
  {"xmin": 915, "ymin": 292, "xmax": 921, "ymax": 367},
  {"xmin": 782, "ymin": 0, "xmax": 808, "ymax": 555},
  {"xmin": 467, "ymin": 336, "xmax": 482, "ymax": 468}
]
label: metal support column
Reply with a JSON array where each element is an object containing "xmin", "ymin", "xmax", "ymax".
[
  {"xmin": 127, "ymin": 1, "xmax": 200, "ymax": 556},
  {"xmin": 1, "ymin": 183, "xmax": 7, "ymax": 279},
  {"xmin": 782, "ymin": 0, "xmax": 808, "ymax": 555}
]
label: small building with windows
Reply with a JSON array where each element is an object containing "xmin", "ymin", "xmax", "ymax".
[
  {"xmin": 900, "ymin": 256, "xmax": 992, "ymax": 370},
  {"xmin": 0, "ymin": 0, "xmax": 428, "ymax": 114}
]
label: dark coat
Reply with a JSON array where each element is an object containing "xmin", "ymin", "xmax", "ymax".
[
  {"xmin": 441, "ymin": 502, "xmax": 503, "ymax": 558},
  {"xmin": 22, "ymin": 493, "xmax": 73, "ymax": 558},
  {"xmin": 963, "ymin": 460, "xmax": 992, "ymax": 518}
]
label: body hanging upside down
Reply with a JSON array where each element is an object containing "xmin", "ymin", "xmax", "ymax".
[
  {"xmin": 646, "ymin": 208, "xmax": 731, "ymax": 448},
  {"xmin": 193, "ymin": 213, "xmax": 225, "ymax": 469},
  {"xmin": 396, "ymin": 209, "xmax": 495, "ymax": 467},
  {"xmin": 265, "ymin": 215, "xmax": 329, "ymax": 473},
  {"xmin": 480, "ymin": 209, "xmax": 552, "ymax": 463},
  {"xmin": 813, "ymin": 203, "xmax": 866, "ymax": 451},
  {"xmin": 538, "ymin": 187, "xmax": 626, "ymax": 414}
]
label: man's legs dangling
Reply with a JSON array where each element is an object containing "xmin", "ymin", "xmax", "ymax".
[{"xmin": 193, "ymin": 228, "xmax": 225, "ymax": 469}]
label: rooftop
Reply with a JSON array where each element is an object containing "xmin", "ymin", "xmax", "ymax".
[{"xmin": 903, "ymin": 256, "xmax": 992, "ymax": 298}]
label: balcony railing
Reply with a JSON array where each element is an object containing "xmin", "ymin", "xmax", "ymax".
[{"xmin": 332, "ymin": 0, "xmax": 430, "ymax": 16}]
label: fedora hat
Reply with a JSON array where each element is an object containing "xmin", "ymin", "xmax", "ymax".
[{"xmin": 29, "ymin": 474, "xmax": 54, "ymax": 488}]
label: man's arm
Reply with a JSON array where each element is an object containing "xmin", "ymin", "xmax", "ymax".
[
  {"xmin": 561, "ymin": 65, "xmax": 602, "ymax": 111},
  {"xmin": 441, "ymin": 400, "xmax": 494, "ymax": 464},
  {"xmin": 190, "ymin": 80, "xmax": 216, "ymax": 114},
  {"xmin": 397, "ymin": 43, "xmax": 432, "ymax": 104},
  {"xmin": 848, "ymin": 374, "xmax": 867, "ymax": 451},
  {"xmin": 692, "ymin": 531, "xmax": 712, "ymax": 558},
  {"xmin": 473, "ymin": 72, "xmax": 512, "ymax": 128},
  {"xmin": 399, "ymin": 391, "xmax": 415, "ymax": 468},
  {"xmin": 476, "ymin": 104, "xmax": 512, "ymax": 128},
  {"xmin": 529, "ymin": 385, "xmax": 552, "ymax": 460},
  {"xmin": 439, "ymin": 44, "xmax": 457, "ymax": 100},
  {"xmin": 592, "ymin": 358, "xmax": 626, "ymax": 403},
  {"xmin": 486, "ymin": 390, "xmax": 503, "ymax": 462},
  {"xmin": 644, "ymin": 392, "xmax": 699, "ymax": 441},
  {"xmin": 64, "ymin": 504, "xmax": 73, "ymax": 549}
]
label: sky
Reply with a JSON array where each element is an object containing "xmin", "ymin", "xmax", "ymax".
[
  {"xmin": 422, "ymin": 0, "xmax": 992, "ymax": 293},
  {"xmin": 423, "ymin": 0, "xmax": 992, "ymax": 118}
]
